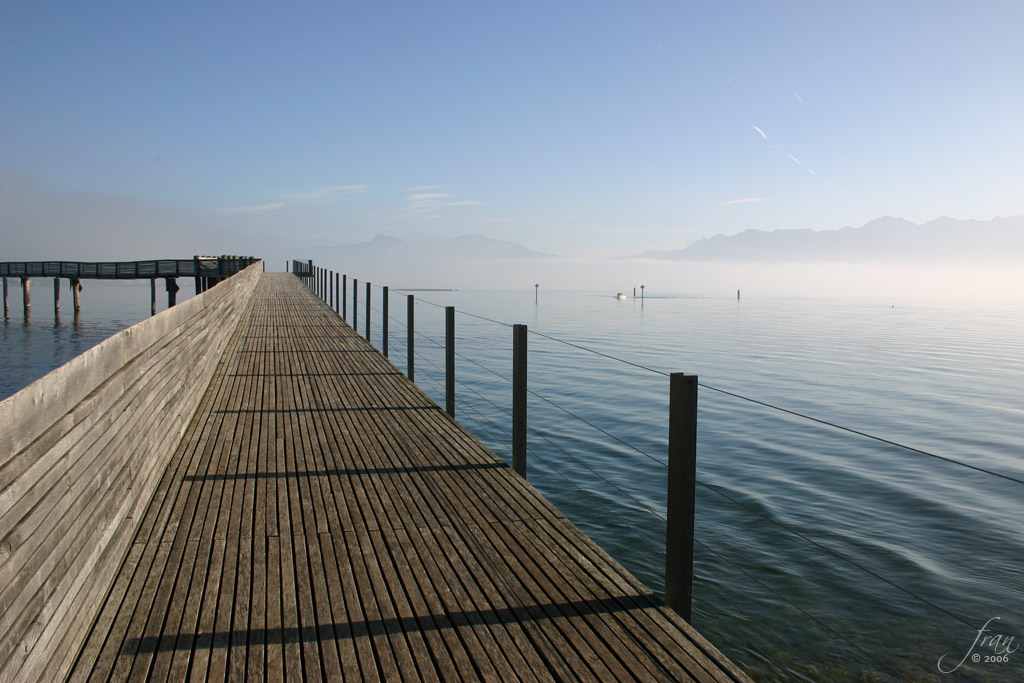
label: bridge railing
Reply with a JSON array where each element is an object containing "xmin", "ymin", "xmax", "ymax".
[{"xmin": 0, "ymin": 262, "xmax": 262, "ymax": 683}]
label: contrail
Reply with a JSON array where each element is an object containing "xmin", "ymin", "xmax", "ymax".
[
  {"xmin": 750, "ymin": 125, "xmax": 769, "ymax": 140},
  {"xmin": 787, "ymin": 153, "xmax": 802, "ymax": 165},
  {"xmin": 791, "ymin": 87, "xmax": 803, "ymax": 103}
]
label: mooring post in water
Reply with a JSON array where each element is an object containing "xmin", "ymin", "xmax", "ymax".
[
  {"xmin": 3, "ymin": 277, "xmax": 8, "ymax": 317},
  {"xmin": 150, "ymin": 279, "xmax": 156, "ymax": 316},
  {"xmin": 382, "ymin": 286, "xmax": 389, "ymax": 357},
  {"xmin": 166, "ymin": 278, "xmax": 179, "ymax": 308},
  {"xmin": 513, "ymin": 324, "xmax": 527, "ymax": 477},
  {"xmin": 365, "ymin": 282, "xmax": 372, "ymax": 341},
  {"xmin": 53, "ymin": 277, "xmax": 60, "ymax": 315},
  {"xmin": 71, "ymin": 278, "xmax": 81, "ymax": 313},
  {"xmin": 445, "ymin": 306, "xmax": 455, "ymax": 417},
  {"xmin": 666, "ymin": 373, "xmax": 697, "ymax": 622},
  {"xmin": 353, "ymin": 279, "xmax": 358, "ymax": 329},
  {"xmin": 342, "ymin": 275, "xmax": 347, "ymax": 320},
  {"xmin": 407, "ymin": 294, "xmax": 415, "ymax": 382},
  {"xmin": 20, "ymin": 277, "xmax": 30, "ymax": 315}
]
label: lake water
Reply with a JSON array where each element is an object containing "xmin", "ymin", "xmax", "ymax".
[{"xmin": 3, "ymin": 277, "xmax": 1022, "ymax": 682}]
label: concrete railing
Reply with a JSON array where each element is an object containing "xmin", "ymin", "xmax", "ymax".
[{"xmin": 0, "ymin": 263, "xmax": 262, "ymax": 683}]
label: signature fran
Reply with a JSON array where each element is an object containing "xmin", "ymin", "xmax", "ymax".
[{"xmin": 937, "ymin": 617, "xmax": 1019, "ymax": 674}]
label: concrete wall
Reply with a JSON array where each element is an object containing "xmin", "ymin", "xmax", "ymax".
[{"xmin": 0, "ymin": 263, "xmax": 262, "ymax": 683}]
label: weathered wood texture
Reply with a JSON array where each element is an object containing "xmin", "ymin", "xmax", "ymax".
[
  {"xmin": 70, "ymin": 273, "xmax": 749, "ymax": 682},
  {"xmin": 0, "ymin": 264, "xmax": 262, "ymax": 683}
]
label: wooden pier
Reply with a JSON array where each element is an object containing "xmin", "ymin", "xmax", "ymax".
[
  {"xmin": 0, "ymin": 256, "xmax": 258, "ymax": 317},
  {"xmin": 3, "ymin": 271, "xmax": 748, "ymax": 682}
]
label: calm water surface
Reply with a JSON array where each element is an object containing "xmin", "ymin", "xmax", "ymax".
[{"xmin": 3, "ymin": 280, "xmax": 1021, "ymax": 681}]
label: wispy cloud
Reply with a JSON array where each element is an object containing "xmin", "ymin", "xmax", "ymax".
[
  {"xmin": 405, "ymin": 185, "xmax": 445, "ymax": 192},
  {"xmin": 405, "ymin": 189, "xmax": 484, "ymax": 218},
  {"xmin": 790, "ymin": 87, "xmax": 804, "ymax": 104},
  {"xmin": 721, "ymin": 197, "xmax": 767, "ymax": 206},
  {"xmin": 408, "ymin": 192, "xmax": 450, "ymax": 202},
  {"xmin": 283, "ymin": 184, "xmax": 368, "ymax": 200},
  {"xmin": 751, "ymin": 125, "xmax": 769, "ymax": 140},
  {"xmin": 807, "ymin": 168, "xmax": 817, "ymax": 176},
  {"xmin": 218, "ymin": 202, "xmax": 285, "ymax": 213},
  {"xmin": 787, "ymin": 153, "xmax": 802, "ymax": 165}
]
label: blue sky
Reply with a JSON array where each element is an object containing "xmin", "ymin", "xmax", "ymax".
[{"xmin": 3, "ymin": 1, "xmax": 1024, "ymax": 260}]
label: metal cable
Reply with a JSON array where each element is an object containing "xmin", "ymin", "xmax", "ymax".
[
  {"xmin": 693, "ymin": 537, "xmax": 913, "ymax": 682},
  {"xmin": 525, "ymin": 387, "xmax": 668, "ymax": 469},
  {"xmin": 696, "ymin": 580, "xmax": 842, "ymax": 683},
  {"xmin": 694, "ymin": 478, "xmax": 975, "ymax": 629},
  {"xmin": 699, "ymin": 382, "xmax": 1024, "ymax": 487}
]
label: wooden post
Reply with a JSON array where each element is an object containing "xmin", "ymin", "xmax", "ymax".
[
  {"xmin": 335, "ymin": 273, "xmax": 340, "ymax": 315},
  {"xmin": 53, "ymin": 277, "xmax": 60, "ymax": 315},
  {"xmin": 666, "ymin": 373, "xmax": 698, "ymax": 621},
  {"xmin": 407, "ymin": 295, "xmax": 415, "ymax": 382},
  {"xmin": 342, "ymin": 275, "xmax": 347, "ymax": 320},
  {"xmin": 353, "ymin": 278, "xmax": 358, "ymax": 329},
  {"xmin": 382, "ymin": 286, "xmax": 389, "ymax": 357},
  {"xmin": 513, "ymin": 324, "xmax": 527, "ymax": 477},
  {"xmin": 71, "ymin": 278, "xmax": 81, "ymax": 313},
  {"xmin": 286, "ymin": 261, "xmax": 290, "ymax": 273},
  {"xmin": 365, "ymin": 281, "xmax": 371, "ymax": 341},
  {"xmin": 193, "ymin": 255, "xmax": 202, "ymax": 294},
  {"xmin": 20, "ymin": 277, "xmax": 30, "ymax": 315},
  {"xmin": 2, "ymin": 277, "xmax": 7, "ymax": 317},
  {"xmin": 445, "ymin": 306, "xmax": 455, "ymax": 417},
  {"xmin": 308, "ymin": 259, "xmax": 313, "ymax": 288},
  {"xmin": 330, "ymin": 270, "xmax": 335, "ymax": 307},
  {"xmin": 166, "ymin": 278, "xmax": 179, "ymax": 308}
]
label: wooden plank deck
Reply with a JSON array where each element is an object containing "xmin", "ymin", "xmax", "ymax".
[{"xmin": 70, "ymin": 272, "xmax": 749, "ymax": 682}]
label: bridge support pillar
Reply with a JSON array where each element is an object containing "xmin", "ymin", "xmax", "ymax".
[
  {"xmin": 166, "ymin": 277, "xmax": 180, "ymax": 308},
  {"xmin": 20, "ymin": 277, "xmax": 30, "ymax": 316},
  {"xmin": 54, "ymin": 277, "xmax": 60, "ymax": 315},
  {"xmin": 71, "ymin": 278, "xmax": 81, "ymax": 313}
]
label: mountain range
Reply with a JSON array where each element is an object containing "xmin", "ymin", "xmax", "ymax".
[{"xmin": 640, "ymin": 216, "xmax": 1024, "ymax": 263}]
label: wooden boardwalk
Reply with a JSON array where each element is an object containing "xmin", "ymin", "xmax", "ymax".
[{"xmin": 69, "ymin": 273, "xmax": 748, "ymax": 682}]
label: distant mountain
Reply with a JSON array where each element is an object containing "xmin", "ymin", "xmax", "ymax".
[
  {"xmin": 318, "ymin": 233, "xmax": 554, "ymax": 259},
  {"xmin": 640, "ymin": 216, "xmax": 1024, "ymax": 263}
]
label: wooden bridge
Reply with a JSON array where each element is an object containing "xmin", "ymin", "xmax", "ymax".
[
  {"xmin": 0, "ymin": 267, "xmax": 749, "ymax": 681},
  {"xmin": 1, "ymin": 256, "xmax": 258, "ymax": 316}
]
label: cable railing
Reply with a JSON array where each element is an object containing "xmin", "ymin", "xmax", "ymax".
[{"xmin": 295, "ymin": 260, "xmax": 1022, "ymax": 681}]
